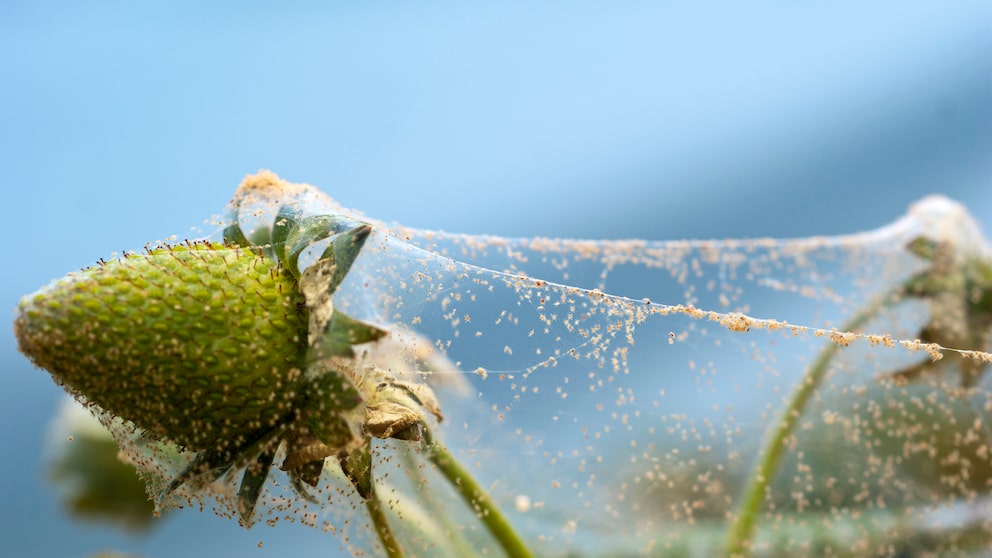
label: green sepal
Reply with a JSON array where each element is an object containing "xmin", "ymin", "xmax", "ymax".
[
  {"xmin": 907, "ymin": 236, "xmax": 941, "ymax": 260},
  {"xmin": 223, "ymin": 192, "xmax": 273, "ymax": 250},
  {"xmin": 303, "ymin": 368, "xmax": 363, "ymax": 447},
  {"xmin": 272, "ymin": 203, "xmax": 304, "ymax": 269},
  {"xmin": 293, "ymin": 459, "xmax": 325, "ymax": 489},
  {"xmin": 889, "ymin": 235, "xmax": 992, "ymax": 388},
  {"xmin": 305, "ymin": 366, "xmax": 363, "ymax": 411},
  {"xmin": 223, "ymin": 195, "xmax": 248, "ymax": 248},
  {"xmin": 902, "ymin": 270, "xmax": 944, "ymax": 298},
  {"xmin": 969, "ymin": 260, "xmax": 992, "ymax": 315},
  {"xmin": 222, "ymin": 223, "xmax": 251, "ymax": 248},
  {"xmin": 284, "ymin": 215, "xmax": 357, "ymax": 277},
  {"xmin": 160, "ymin": 447, "xmax": 236, "ymax": 503},
  {"xmin": 309, "ymin": 414, "xmax": 358, "ymax": 450},
  {"xmin": 901, "ymin": 236, "xmax": 956, "ymax": 298},
  {"xmin": 389, "ymin": 422, "xmax": 425, "ymax": 442},
  {"xmin": 324, "ymin": 224, "xmax": 373, "ymax": 295},
  {"xmin": 236, "ymin": 444, "xmax": 278, "ymax": 526},
  {"xmin": 296, "ymin": 223, "xmax": 375, "ymax": 359},
  {"xmin": 159, "ymin": 421, "xmax": 289, "ymax": 506},
  {"xmin": 289, "ymin": 467, "xmax": 322, "ymax": 503},
  {"xmin": 338, "ymin": 441, "xmax": 373, "ymax": 500},
  {"xmin": 314, "ymin": 310, "xmax": 389, "ymax": 359}
]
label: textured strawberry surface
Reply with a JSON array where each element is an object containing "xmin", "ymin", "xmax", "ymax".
[{"xmin": 15, "ymin": 242, "xmax": 308, "ymax": 452}]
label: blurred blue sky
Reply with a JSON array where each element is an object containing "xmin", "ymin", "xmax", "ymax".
[{"xmin": 3, "ymin": 2, "xmax": 992, "ymax": 557}]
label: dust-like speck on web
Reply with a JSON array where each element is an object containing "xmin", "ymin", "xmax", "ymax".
[{"xmin": 107, "ymin": 174, "xmax": 992, "ymax": 557}]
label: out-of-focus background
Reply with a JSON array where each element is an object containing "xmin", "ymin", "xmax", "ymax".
[{"xmin": 2, "ymin": 3, "xmax": 991, "ymax": 557}]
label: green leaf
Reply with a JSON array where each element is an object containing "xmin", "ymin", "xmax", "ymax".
[{"xmin": 48, "ymin": 430, "xmax": 157, "ymax": 531}]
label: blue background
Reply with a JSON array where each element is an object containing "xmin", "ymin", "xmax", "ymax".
[{"xmin": 3, "ymin": 2, "xmax": 992, "ymax": 557}]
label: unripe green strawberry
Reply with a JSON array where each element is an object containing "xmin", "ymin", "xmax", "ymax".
[{"xmin": 14, "ymin": 241, "xmax": 309, "ymax": 454}]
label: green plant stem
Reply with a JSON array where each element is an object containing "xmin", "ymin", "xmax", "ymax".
[
  {"xmin": 725, "ymin": 291, "xmax": 899, "ymax": 557},
  {"xmin": 398, "ymin": 445, "xmax": 477, "ymax": 557},
  {"xmin": 423, "ymin": 431, "xmax": 535, "ymax": 558},
  {"xmin": 366, "ymin": 483, "xmax": 405, "ymax": 558}
]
